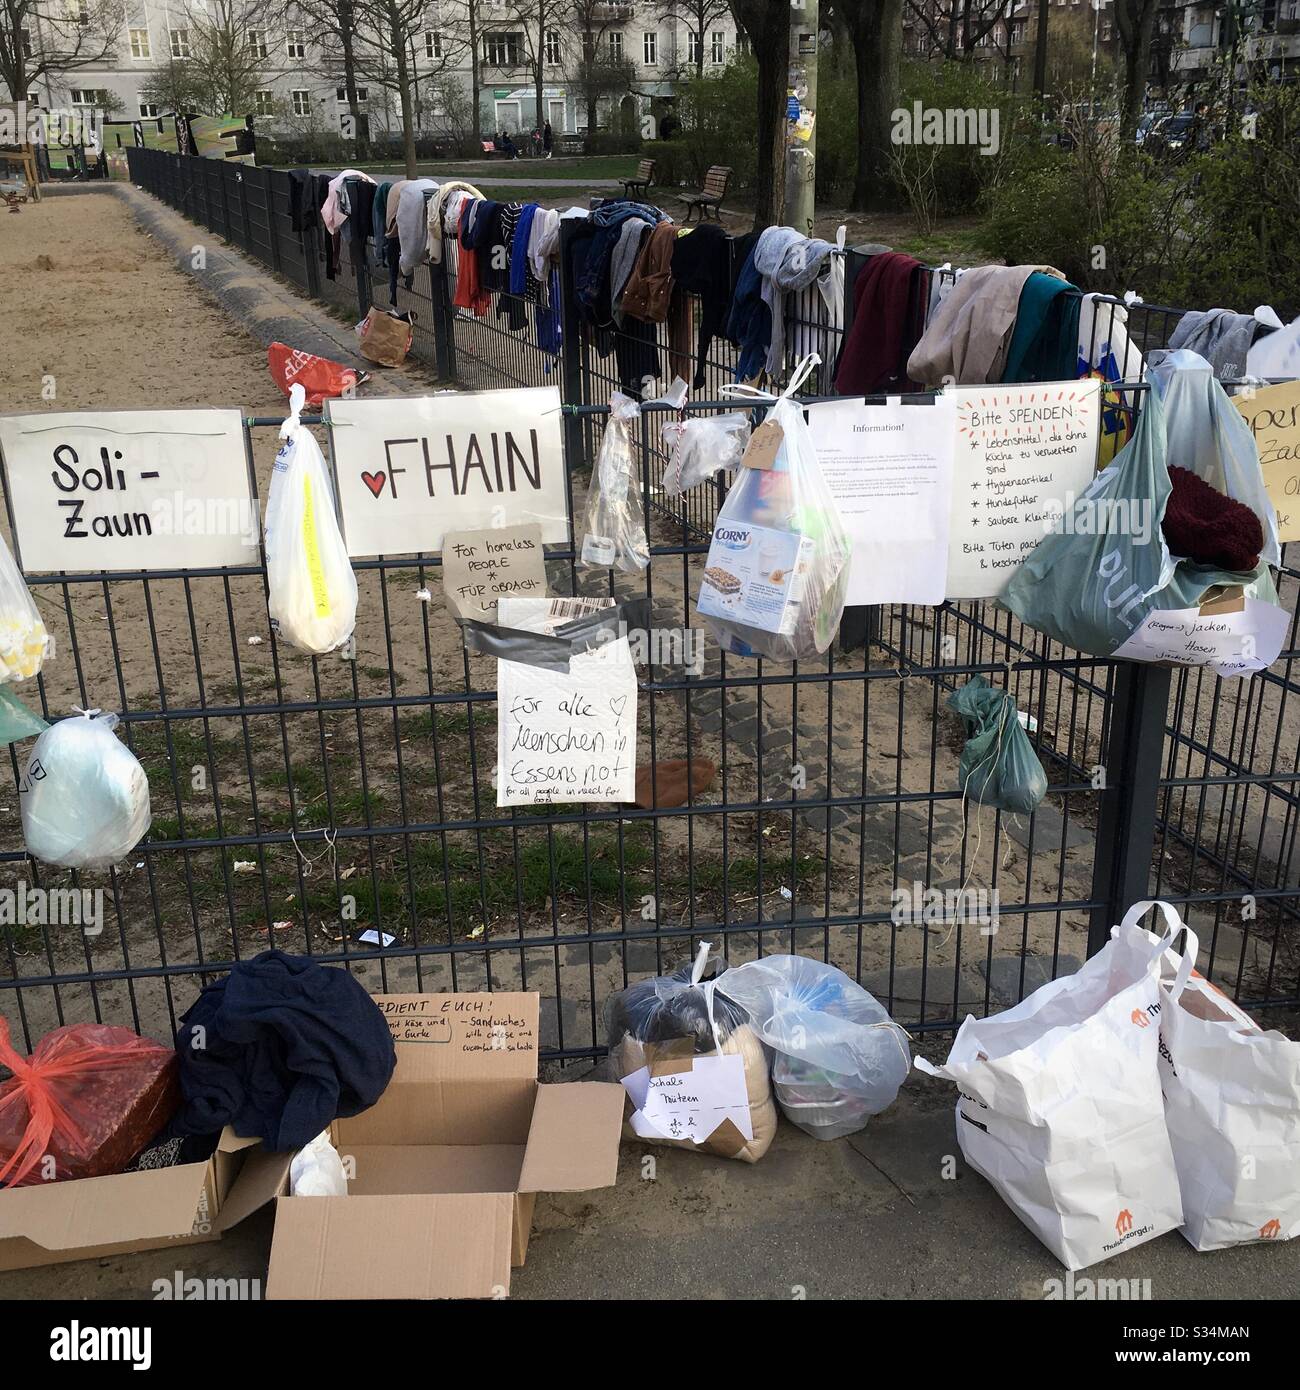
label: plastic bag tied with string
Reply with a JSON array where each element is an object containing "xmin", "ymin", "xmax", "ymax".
[
  {"xmin": 697, "ymin": 354, "xmax": 851, "ymax": 661},
  {"xmin": 947, "ymin": 675, "xmax": 1048, "ymax": 817}
]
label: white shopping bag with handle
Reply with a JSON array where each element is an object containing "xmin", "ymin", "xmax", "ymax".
[
  {"xmin": 1139, "ymin": 901, "xmax": 1300, "ymax": 1251},
  {"xmin": 915, "ymin": 901, "xmax": 1185, "ymax": 1270}
]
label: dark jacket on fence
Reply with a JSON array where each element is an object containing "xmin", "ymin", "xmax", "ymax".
[{"xmin": 833, "ymin": 251, "xmax": 926, "ymax": 396}]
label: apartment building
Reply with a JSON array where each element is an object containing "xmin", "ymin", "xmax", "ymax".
[{"xmin": 15, "ymin": 0, "xmax": 741, "ymax": 141}]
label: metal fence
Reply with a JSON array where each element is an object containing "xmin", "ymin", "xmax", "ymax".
[{"xmin": 2, "ymin": 147, "xmax": 1294, "ymax": 1061}]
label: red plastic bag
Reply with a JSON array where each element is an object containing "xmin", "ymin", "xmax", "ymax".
[
  {"xmin": 267, "ymin": 342, "xmax": 368, "ymax": 409},
  {"xmin": 0, "ymin": 1018, "xmax": 179, "ymax": 1187}
]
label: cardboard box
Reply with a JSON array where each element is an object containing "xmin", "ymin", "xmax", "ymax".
[
  {"xmin": 0, "ymin": 1128, "xmax": 292, "ymax": 1272},
  {"xmin": 266, "ymin": 992, "xmax": 624, "ymax": 1299}
]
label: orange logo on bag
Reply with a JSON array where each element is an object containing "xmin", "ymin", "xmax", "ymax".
[
  {"xmin": 1260, "ymin": 1218, "xmax": 1281, "ymax": 1239},
  {"xmin": 1116, "ymin": 1209, "xmax": 1134, "ymax": 1235},
  {"xmin": 1130, "ymin": 1009, "xmax": 1149, "ymax": 1028}
]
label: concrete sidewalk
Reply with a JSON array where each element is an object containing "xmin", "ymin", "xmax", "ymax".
[{"xmin": 1, "ymin": 1071, "xmax": 1292, "ymax": 1301}]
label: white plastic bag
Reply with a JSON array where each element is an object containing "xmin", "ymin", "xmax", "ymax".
[
  {"xmin": 0, "ymin": 532, "xmax": 50, "ymax": 685},
  {"xmin": 20, "ymin": 709, "xmax": 151, "ymax": 870},
  {"xmin": 697, "ymin": 356, "xmax": 850, "ymax": 661},
  {"xmin": 1135, "ymin": 900, "xmax": 1300, "ymax": 1251},
  {"xmin": 915, "ymin": 903, "xmax": 1186, "ymax": 1270},
  {"xmin": 1247, "ymin": 314, "xmax": 1300, "ymax": 380},
  {"xmin": 264, "ymin": 383, "xmax": 358, "ymax": 655},
  {"xmin": 580, "ymin": 392, "xmax": 648, "ymax": 573},
  {"xmin": 660, "ymin": 413, "xmax": 751, "ymax": 497},
  {"xmin": 290, "ymin": 1130, "xmax": 349, "ymax": 1196},
  {"xmin": 718, "ymin": 955, "xmax": 910, "ymax": 1140}
]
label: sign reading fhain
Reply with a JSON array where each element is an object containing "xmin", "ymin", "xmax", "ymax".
[{"xmin": 327, "ymin": 387, "xmax": 569, "ymax": 557}]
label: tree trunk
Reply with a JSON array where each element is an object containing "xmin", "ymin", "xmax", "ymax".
[
  {"xmin": 1033, "ymin": 0, "xmax": 1049, "ymax": 99},
  {"xmin": 535, "ymin": 10, "xmax": 545, "ymax": 129},
  {"xmin": 392, "ymin": 17, "xmax": 417, "ymax": 176},
  {"xmin": 469, "ymin": 4, "xmax": 482, "ymax": 146},
  {"xmin": 847, "ymin": 0, "xmax": 902, "ymax": 215},
  {"xmin": 339, "ymin": 2, "xmax": 368, "ymax": 158},
  {"xmin": 1117, "ymin": 1, "xmax": 1157, "ymax": 138},
  {"xmin": 732, "ymin": 0, "xmax": 789, "ymax": 231},
  {"xmin": 695, "ymin": 27, "xmax": 704, "ymax": 79}
]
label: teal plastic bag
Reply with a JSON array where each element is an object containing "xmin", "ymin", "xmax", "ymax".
[
  {"xmin": 1005, "ymin": 350, "xmax": 1282, "ymax": 660},
  {"xmin": 0, "ymin": 687, "xmax": 47, "ymax": 748},
  {"xmin": 948, "ymin": 676, "xmax": 1047, "ymax": 816}
]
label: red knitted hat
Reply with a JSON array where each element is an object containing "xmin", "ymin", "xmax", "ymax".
[{"xmin": 1162, "ymin": 466, "xmax": 1264, "ymax": 572}]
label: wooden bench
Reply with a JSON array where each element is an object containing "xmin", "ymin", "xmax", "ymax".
[
  {"xmin": 680, "ymin": 165, "xmax": 730, "ymax": 222},
  {"xmin": 620, "ymin": 157, "xmax": 656, "ymax": 201}
]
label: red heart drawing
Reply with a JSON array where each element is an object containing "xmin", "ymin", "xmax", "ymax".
[{"xmin": 361, "ymin": 471, "xmax": 386, "ymax": 499}]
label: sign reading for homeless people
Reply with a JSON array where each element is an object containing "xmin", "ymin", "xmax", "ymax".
[
  {"xmin": 0, "ymin": 410, "xmax": 255, "ymax": 572},
  {"xmin": 327, "ymin": 387, "xmax": 569, "ymax": 557}
]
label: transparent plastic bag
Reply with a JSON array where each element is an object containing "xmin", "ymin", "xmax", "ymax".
[
  {"xmin": 0, "ymin": 531, "xmax": 50, "ymax": 685},
  {"xmin": 697, "ymin": 356, "xmax": 851, "ymax": 661},
  {"xmin": 605, "ymin": 942, "xmax": 777, "ymax": 1162},
  {"xmin": 290, "ymin": 1129, "xmax": 349, "ymax": 1196},
  {"xmin": 661, "ymin": 412, "xmax": 751, "ymax": 497},
  {"xmin": 718, "ymin": 955, "xmax": 911, "ymax": 1140},
  {"xmin": 580, "ymin": 392, "xmax": 649, "ymax": 574},
  {"xmin": 264, "ymin": 383, "xmax": 359, "ymax": 656},
  {"xmin": 20, "ymin": 709, "xmax": 151, "ymax": 871}
]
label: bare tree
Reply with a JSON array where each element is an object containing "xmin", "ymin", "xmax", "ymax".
[
  {"xmin": 496, "ymin": 0, "xmax": 561, "ymax": 132},
  {"xmin": 136, "ymin": 0, "xmax": 275, "ymax": 117},
  {"xmin": 564, "ymin": 0, "xmax": 630, "ymax": 138},
  {"xmin": 728, "ymin": 0, "xmax": 789, "ymax": 230},
  {"xmin": 653, "ymin": 0, "xmax": 731, "ymax": 79},
  {"xmin": 292, "ymin": 0, "xmax": 371, "ymax": 152},
  {"xmin": 832, "ymin": 0, "xmax": 904, "ymax": 215},
  {"xmin": 353, "ymin": 0, "xmax": 461, "ymax": 172},
  {"xmin": 1, "ymin": 0, "xmax": 125, "ymax": 104}
]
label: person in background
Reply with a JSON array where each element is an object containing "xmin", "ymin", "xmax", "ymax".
[
  {"xmin": 501, "ymin": 130, "xmax": 518, "ymax": 159},
  {"xmin": 543, "ymin": 121, "xmax": 553, "ymax": 158}
]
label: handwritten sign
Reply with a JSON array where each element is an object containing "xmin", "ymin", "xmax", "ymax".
[
  {"xmin": 1111, "ymin": 594, "xmax": 1288, "ymax": 678},
  {"xmin": 1234, "ymin": 380, "xmax": 1300, "ymax": 542},
  {"xmin": 944, "ymin": 380, "xmax": 1101, "ymax": 600},
  {"xmin": 327, "ymin": 387, "xmax": 568, "ymax": 558},
  {"xmin": 441, "ymin": 523, "xmax": 547, "ymax": 621},
  {"xmin": 625, "ymin": 1056, "xmax": 754, "ymax": 1144},
  {"xmin": 0, "ymin": 410, "xmax": 254, "ymax": 572},
  {"xmin": 496, "ymin": 596, "xmax": 636, "ymax": 807}
]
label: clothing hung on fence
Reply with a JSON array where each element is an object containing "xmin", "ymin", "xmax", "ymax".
[
  {"xmin": 396, "ymin": 178, "xmax": 438, "ymax": 275},
  {"xmin": 1001, "ymin": 271, "xmax": 1080, "ymax": 383},
  {"xmin": 621, "ymin": 221, "xmax": 678, "ymax": 325},
  {"xmin": 610, "ymin": 217, "xmax": 654, "ymax": 321},
  {"xmin": 727, "ymin": 227, "xmax": 834, "ymax": 381},
  {"xmin": 907, "ymin": 263, "xmax": 1064, "ymax": 386},
  {"xmin": 347, "ymin": 179, "xmax": 377, "ymax": 262},
  {"xmin": 1168, "ymin": 307, "xmax": 1273, "ymax": 380},
  {"xmin": 285, "ymin": 168, "xmax": 312, "ymax": 233},
  {"xmin": 833, "ymin": 250, "xmax": 925, "ymax": 395},
  {"xmin": 576, "ymin": 200, "xmax": 666, "ymax": 320},
  {"xmin": 321, "ymin": 168, "xmax": 373, "ymax": 235},
  {"xmin": 426, "ymin": 179, "xmax": 484, "ymax": 265},
  {"xmin": 789, "ymin": 226, "xmax": 846, "ymax": 369},
  {"xmin": 372, "ymin": 180, "xmax": 392, "ymax": 261},
  {"xmin": 453, "ymin": 199, "xmax": 490, "ymax": 316},
  {"xmin": 669, "ymin": 222, "xmax": 733, "ymax": 389}
]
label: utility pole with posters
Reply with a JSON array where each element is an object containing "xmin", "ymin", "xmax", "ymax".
[{"xmin": 785, "ymin": 0, "xmax": 819, "ymax": 238}]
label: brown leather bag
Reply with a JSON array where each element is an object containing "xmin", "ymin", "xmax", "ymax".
[
  {"xmin": 357, "ymin": 308, "xmax": 415, "ymax": 366},
  {"xmin": 620, "ymin": 223, "xmax": 677, "ymax": 324}
]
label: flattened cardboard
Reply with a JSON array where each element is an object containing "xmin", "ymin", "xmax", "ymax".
[{"xmin": 266, "ymin": 1193, "xmax": 514, "ymax": 1300}]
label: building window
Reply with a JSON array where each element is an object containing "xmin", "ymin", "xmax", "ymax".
[
  {"xmin": 70, "ymin": 88, "xmax": 111, "ymax": 105},
  {"xmin": 169, "ymin": 28, "xmax": 190, "ymax": 58},
  {"xmin": 643, "ymin": 31, "xmax": 657, "ymax": 64},
  {"xmin": 286, "ymin": 29, "xmax": 305, "ymax": 59},
  {"xmin": 687, "ymin": 29, "xmax": 699, "ymax": 63},
  {"xmin": 128, "ymin": 27, "xmax": 150, "ymax": 58},
  {"xmin": 253, "ymin": 90, "xmax": 274, "ymax": 115},
  {"xmin": 290, "ymin": 89, "xmax": 310, "ymax": 116},
  {"xmin": 710, "ymin": 30, "xmax": 724, "ymax": 63},
  {"xmin": 336, "ymin": 86, "xmax": 368, "ymax": 104},
  {"xmin": 139, "ymin": 101, "xmax": 159, "ymax": 117},
  {"xmin": 608, "ymin": 30, "xmax": 622, "ymax": 59},
  {"xmin": 425, "ymin": 29, "xmax": 442, "ymax": 59},
  {"xmin": 248, "ymin": 29, "xmax": 267, "ymax": 59},
  {"xmin": 485, "ymin": 31, "xmax": 521, "ymax": 65},
  {"xmin": 544, "ymin": 28, "xmax": 561, "ymax": 63}
]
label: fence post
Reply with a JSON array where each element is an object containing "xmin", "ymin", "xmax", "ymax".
[
  {"xmin": 236, "ymin": 166, "xmax": 253, "ymax": 253},
  {"xmin": 1087, "ymin": 662, "xmax": 1172, "ymax": 954},
  {"xmin": 556, "ymin": 219, "xmax": 587, "ymax": 468},
  {"xmin": 265, "ymin": 168, "xmax": 283, "ymax": 276},
  {"xmin": 428, "ymin": 260, "xmax": 457, "ymax": 383}
]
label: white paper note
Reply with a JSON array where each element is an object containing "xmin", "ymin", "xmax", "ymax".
[
  {"xmin": 636, "ymin": 1054, "xmax": 753, "ymax": 1144},
  {"xmin": 495, "ymin": 597, "xmax": 637, "ymax": 806},
  {"xmin": 944, "ymin": 380, "xmax": 1101, "ymax": 600},
  {"xmin": 806, "ymin": 396, "xmax": 958, "ymax": 605},
  {"xmin": 1110, "ymin": 597, "xmax": 1288, "ymax": 678}
]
